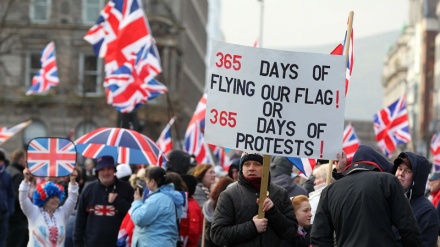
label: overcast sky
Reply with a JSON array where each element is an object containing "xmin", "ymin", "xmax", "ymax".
[{"xmin": 221, "ymin": 0, "xmax": 409, "ymax": 48}]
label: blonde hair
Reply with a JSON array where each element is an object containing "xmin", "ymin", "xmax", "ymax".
[
  {"xmin": 291, "ymin": 195, "xmax": 309, "ymax": 212},
  {"xmin": 312, "ymin": 163, "xmax": 335, "ymax": 184}
]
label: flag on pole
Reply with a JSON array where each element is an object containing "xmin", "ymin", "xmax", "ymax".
[
  {"xmin": 342, "ymin": 124, "xmax": 360, "ymax": 160},
  {"xmin": 103, "ymin": 44, "xmax": 167, "ymax": 112},
  {"xmin": 0, "ymin": 120, "xmax": 32, "ymax": 145},
  {"xmin": 286, "ymin": 157, "xmax": 316, "ymax": 178},
  {"xmin": 373, "ymin": 95, "xmax": 411, "ymax": 157},
  {"xmin": 330, "ymin": 29, "xmax": 354, "ymax": 95},
  {"xmin": 209, "ymin": 144, "xmax": 230, "ymax": 169},
  {"xmin": 431, "ymin": 132, "xmax": 440, "ymax": 171},
  {"xmin": 84, "ymin": 0, "xmax": 164, "ymax": 112},
  {"xmin": 84, "ymin": 0, "xmax": 152, "ymax": 73},
  {"xmin": 26, "ymin": 42, "xmax": 60, "ymax": 95},
  {"xmin": 156, "ymin": 117, "xmax": 177, "ymax": 157}
]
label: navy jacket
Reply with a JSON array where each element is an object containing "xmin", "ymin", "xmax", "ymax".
[
  {"xmin": 0, "ymin": 166, "xmax": 14, "ymax": 214},
  {"xmin": 393, "ymin": 152, "xmax": 440, "ymax": 247}
]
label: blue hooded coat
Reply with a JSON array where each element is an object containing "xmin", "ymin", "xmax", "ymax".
[
  {"xmin": 392, "ymin": 152, "xmax": 440, "ymax": 247},
  {"xmin": 130, "ymin": 183, "xmax": 185, "ymax": 247}
]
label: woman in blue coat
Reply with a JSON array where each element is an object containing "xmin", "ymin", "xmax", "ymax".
[{"xmin": 129, "ymin": 166, "xmax": 184, "ymax": 247}]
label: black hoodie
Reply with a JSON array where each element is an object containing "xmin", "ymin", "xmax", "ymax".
[{"xmin": 392, "ymin": 152, "xmax": 439, "ymax": 247}]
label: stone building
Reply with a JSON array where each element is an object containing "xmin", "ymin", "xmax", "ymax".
[
  {"xmin": 382, "ymin": 0, "xmax": 439, "ymax": 157},
  {"xmin": 0, "ymin": 0, "xmax": 208, "ymax": 156}
]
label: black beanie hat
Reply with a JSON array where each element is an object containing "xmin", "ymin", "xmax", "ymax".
[
  {"xmin": 181, "ymin": 174, "xmax": 198, "ymax": 198},
  {"xmin": 166, "ymin": 150, "xmax": 191, "ymax": 175},
  {"xmin": 239, "ymin": 152, "xmax": 264, "ymax": 170}
]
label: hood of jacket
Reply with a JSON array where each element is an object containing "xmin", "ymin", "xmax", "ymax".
[
  {"xmin": 344, "ymin": 145, "xmax": 393, "ymax": 175},
  {"xmin": 392, "ymin": 152, "xmax": 430, "ymax": 199},
  {"xmin": 270, "ymin": 156, "xmax": 293, "ymax": 177},
  {"xmin": 156, "ymin": 183, "xmax": 185, "ymax": 208}
]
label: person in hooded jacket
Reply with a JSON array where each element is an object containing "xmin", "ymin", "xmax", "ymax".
[
  {"xmin": 129, "ymin": 166, "xmax": 184, "ymax": 247},
  {"xmin": 311, "ymin": 145, "xmax": 422, "ymax": 247},
  {"xmin": 392, "ymin": 152, "xmax": 439, "ymax": 247},
  {"xmin": 270, "ymin": 156, "xmax": 308, "ymax": 198},
  {"xmin": 228, "ymin": 159, "xmax": 239, "ymax": 181}
]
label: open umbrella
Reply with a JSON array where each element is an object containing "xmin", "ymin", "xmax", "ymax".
[{"xmin": 75, "ymin": 127, "xmax": 167, "ymax": 165}]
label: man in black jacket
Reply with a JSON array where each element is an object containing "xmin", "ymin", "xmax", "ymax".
[
  {"xmin": 210, "ymin": 152, "xmax": 297, "ymax": 247},
  {"xmin": 6, "ymin": 149, "xmax": 28, "ymax": 247},
  {"xmin": 73, "ymin": 156, "xmax": 134, "ymax": 247},
  {"xmin": 311, "ymin": 145, "xmax": 422, "ymax": 247}
]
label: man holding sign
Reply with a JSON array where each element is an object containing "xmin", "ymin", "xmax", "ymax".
[{"xmin": 210, "ymin": 152, "xmax": 297, "ymax": 246}]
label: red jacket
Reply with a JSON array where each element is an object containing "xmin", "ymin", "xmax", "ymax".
[{"xmin": 180, "ymin": 197, "xmax": 203, "ymax": 247}]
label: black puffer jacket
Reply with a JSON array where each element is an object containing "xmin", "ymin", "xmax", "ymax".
[{"xmin": 210, "ymin": 172, "xmax": 297, "ymax": 247}]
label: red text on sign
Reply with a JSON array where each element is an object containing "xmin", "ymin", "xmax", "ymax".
[
  {"xmin": 209, "ymin": 109, "xmax": 237, "ymax": 128},
  {"xmin": 215, "ymin": 52, "xmax": 242, "ymax": 71}
]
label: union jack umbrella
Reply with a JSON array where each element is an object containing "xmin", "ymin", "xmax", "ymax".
[
  {"xmin": 75, "ymin": 127, "xmax": 167, "ymax": 165},
  {"xmin": 27, "ymin": 137, "xmax": 77, "ymax": 177}
]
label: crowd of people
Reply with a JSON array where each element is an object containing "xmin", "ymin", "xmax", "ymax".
[{"xmin": 1, "ymin": 144, "xmax": 440, "ymax": 246}]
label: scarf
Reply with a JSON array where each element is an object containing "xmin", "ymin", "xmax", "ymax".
[{"xmin": 243, "ymin": 175, "xmax": 262, "ymax": 191}]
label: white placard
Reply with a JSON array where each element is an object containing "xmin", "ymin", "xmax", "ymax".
[{"xmin": 205, "ymin": 41, "xmax": 346, "ymax": 159}]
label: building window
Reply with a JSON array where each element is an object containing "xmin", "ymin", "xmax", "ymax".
[
  {"xmin": 30, "ymin": 0, "xmax": 51, "ymax": 22},
  {"xmin": 25, "ymin": 52, "xmax": 42, "ymax": 87},
  {"xmin": 82, "ymin": 0, "xmax": 104, "ymax": 24},
  {"xmin": 79, "ymin": 53, "xmax": 103, "ymax": 96},
  {"xmin": 23, "ymin": 120, "xmax": 48, "ymax": 144}
]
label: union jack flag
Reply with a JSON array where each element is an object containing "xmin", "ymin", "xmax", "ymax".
[
  {"xmin": 88, "ymin": 205, "xmax": 116, "ymax": 216},
  {"xmin": 330, "ymin": 28, "xmax": 354, "ymax": 95},
  {"xmin": 431, "ymin": 132, "xmax": 440, "ymax": 171},
  {"xmin": 184, "ymin": 93, "xmax": 211, "ymax": 164},
  {"xmin": 286, "ymin": 157, "xmax": 316, "ymax": 178},
  {"xmin": 156, "ymin": 117, "xmax": 176, "ymax": 157},
  {"xmin": 26, "ymin": 42, "xmax": 60, "ymax": 95},
  {"xmin": 104, "ymin": 43, "xmax": 166, "ymax": 112},
  {"xmin": 27, "ymin": 137, "xmax": 77, "ymax": 177},
  {"xmin": 373, "ymin": 95, "xmax": 411, "ymax": 157},
  {"xmin": 84, "ymin": 0, "xmax": 152, "ymax": 73},
  {"xmin": 209, "ymin": 144, "xmax": 230, "ymax": 168},
  {"xmin": 0, "ymin": 120, "xmax": 32, "ymax": 145},
  {"xmin": 342, "ymin": 123, "xmax": 360, "ymax": 160}
]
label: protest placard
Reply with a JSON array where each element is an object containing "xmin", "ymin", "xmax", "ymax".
[{"xmin": 204, "ymin": 40, "xmax": 346, "ymax": 159}]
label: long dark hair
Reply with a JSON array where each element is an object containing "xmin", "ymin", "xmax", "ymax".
[
  {"xmin": 146, "ymin": 167, "xmax": 171, "ymax": 188},
  {"xmin": 166, "ymin": 171, "xmax": 188, "ymax": 192}
]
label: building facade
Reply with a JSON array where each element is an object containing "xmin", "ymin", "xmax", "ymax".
[
  {"xmin": 0, "ymin": 0, "xmax": 209, "ymax": 155},
  {"xmin": 382, "ymin": 0, "xmax": 440, "ymax": 157}
]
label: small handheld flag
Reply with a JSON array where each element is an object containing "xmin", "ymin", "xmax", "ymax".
[{"xmin": 27, "ymin": 137, "xmax": 77, "ymax": 177}]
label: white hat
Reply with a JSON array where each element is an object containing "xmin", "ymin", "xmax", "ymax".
[{"xmin": 116, "ymin": 164, "xmax": 132, "ymax": 179}]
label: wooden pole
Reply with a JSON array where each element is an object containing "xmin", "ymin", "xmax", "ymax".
[
  {"xmin": 258, "ymin": 154, "xmax": 271, "ymax": 218},
  {"xmin": 327, "ymin": 12, "xmax": 354, "ymax": 185},
  {"xmin": 326, "ymin": 160, "xmax": 333, "ymax": 186}
]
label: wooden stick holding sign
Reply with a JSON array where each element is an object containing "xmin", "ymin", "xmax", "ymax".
[
  {"xmin": 327, "ymin": 11, "xmax": 354, "ymax": 186},
  {"xmin": 258, "ymin": 154, "xmax": 271, "ymax": 218}
]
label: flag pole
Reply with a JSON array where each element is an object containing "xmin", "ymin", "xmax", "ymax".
[
  {"xmin": 258, "ymin": 0, "xmax": 264, "ymax": 48},
  {"xmin": 327, "ymin": 11, "xmax": 354, "ymax": 185}
]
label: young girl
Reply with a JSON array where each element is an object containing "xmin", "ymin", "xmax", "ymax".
[{"xmin": 292, "ymin": 195, "xmax": 312, "ymax": 247}]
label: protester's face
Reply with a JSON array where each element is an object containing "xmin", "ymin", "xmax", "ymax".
[
  {"xmin": 98, "ymin": 167, "xmax": 116, "ymax": 186},
  {"xmin": 231, "ymin": 168, "xmax": 238, "ymax": 181},
  {"xmin": 242, "ymin": 160, "xmax": 263, "ymax": 178},
  {"xmin": 314, "ymin": 174, "xmax": 325, "ymax": 186},
  {"xmin": 429, "ymin": 180, "xmax": 440, "ymax": 192},
  {"xmin": 44, "ymin": 196, "xmax": 60, "ymax": 212},
  {"xmin": 202, "ymin": 167, "xmax": 216, "ymax": 187},
  {"xmin": 145, "ymin": 177, "xmax": 157, "ymax": 191},
  {"xmin": 395, "ymin": 164, "xmax": 413, "ymax": 190},
  {"xmin": 295, "ymin": 201, "xmax": 312, "ymax": 227}
]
